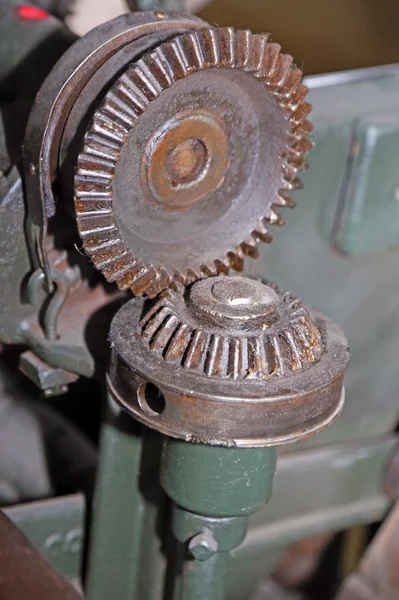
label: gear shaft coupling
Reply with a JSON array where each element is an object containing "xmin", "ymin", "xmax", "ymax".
[{"xmin": 108, "ymin": 276, "xmax": 349, "ymax": 447}]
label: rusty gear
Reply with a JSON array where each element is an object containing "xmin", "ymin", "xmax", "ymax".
[
  {"xmin": 108, "ymin": 275, "xmax": 348, "ymax": 446},
  {"xmin": 139, "ymin": 278, "xmax": 323, "ymax": 380},
  {"xmin": 74, "ymin": 27, "xmax": 313, "ymax": 298}
]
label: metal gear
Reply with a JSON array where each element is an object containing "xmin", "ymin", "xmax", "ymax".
[
  {"xmin": 74, "ymin": 27, "xmax": 313, "ymax": 298},
  {"xmin": 139, "ymin": 278, "xmax": 323, "ymax": 379},
  {"xmin": 108, "ymin": 275, "xmax": 348, "ymax": 446}
]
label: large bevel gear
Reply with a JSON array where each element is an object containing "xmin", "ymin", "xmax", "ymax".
[{"xmin": 74, "ymin": 27, "xmax": 313, "ymax": 298}]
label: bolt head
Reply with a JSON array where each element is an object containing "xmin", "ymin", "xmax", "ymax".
[{"xmin": 188, "ymin": 529, "xmax": 218, "ymax": 561}]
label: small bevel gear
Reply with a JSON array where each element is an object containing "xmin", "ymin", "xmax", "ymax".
[
  {"xmin": 139, "ymin": 278, "xmax": 322, "ymax": 380},
  {"xmin": 74, "ymin": 27, "xmax": 313, "ymax": 298}
]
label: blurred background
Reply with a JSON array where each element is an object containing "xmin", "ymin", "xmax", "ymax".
[{"xmin": 69, "ymin": 0, "xmax": 399, "ymax": 74}]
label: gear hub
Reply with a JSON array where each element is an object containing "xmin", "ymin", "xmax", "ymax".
[{"xmin": 108, "ymin": 276, "xmax": 349, "ymax": 447}]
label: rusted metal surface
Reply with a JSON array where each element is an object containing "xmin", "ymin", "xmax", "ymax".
[
  {"xmin": 23, "ymin": 10, "xmax": 205, "ymax": 286},
  {"xmin": 108, "ymin": 276, "xmax": 348, "ymax": 446},
  {"xmin": 74, "ymin": 27, "xmax": 312, "ymax": 297},
  {"xmin": 0, "ymin": 509, "xmax": 83, "ymax": 600},
  {"xmin": 335, "ymin": 502, "xmax": 399, "ymax": 600}
]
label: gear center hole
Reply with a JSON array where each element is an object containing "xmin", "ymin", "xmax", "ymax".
[{"xmin": 168, "ymin": 138, "xmax": 208, "ymax": 187}]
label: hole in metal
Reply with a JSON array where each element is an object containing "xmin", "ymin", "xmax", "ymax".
[{"xmin": 137, "ymin": 383, "xmax": 166, "ymax": 416}]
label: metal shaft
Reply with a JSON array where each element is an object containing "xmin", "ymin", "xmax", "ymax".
[
  {"xmin": 161, "ymin": 439, "xmax": 277, "ymax": 600},
  {"xmin": 86, "ymin": 395, "xmax": 166, "ymax": 600}
]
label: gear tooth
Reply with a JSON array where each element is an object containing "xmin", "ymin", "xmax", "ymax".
[
  {"xmin": 92, "ymin": 114, "xmax": 127, "ymax": 143},
  {"xmin": 201, "ymin": 263, "xmax": 218, "ymax": 277},
  {"xmin": 264, "ymin": 207, "xmax": 285, "ymax": 226},
  {"xmin": 290, "ymin": 138, "xmax": 314, "ymax": 158},
  {"xmin": 292, "ymin": 120, "xmax": 313, "ymax": 140},
  {"xmin": 164, "ymin": 323, "xmax": 192, "ymax": 362},
  {"xmin": 287, "ymin": 154, "xmax": 308, "ymax": 172},
  {"xmin": 102, "ymin": 258, "xmax": 137, "ymax": 284},
  {"xmin": 283, "ymin": 328, "xmax": 303, "ymax": 371},
  {"xmin": 199, "ymin": 28, "xmax": 221, "ymax": 67},
  {"xmin": 144, "ymin": 267, "xmax": 174, "ymax": 298},
  {"xmin": 245, "ymin": 33, "xmax": 270, "ymax": 72},
  {"xmin": 183, "ymin": 31, "xmax": 205, "ymax": 70},
  {"xmin": 186, "ymin": 267, "xmax": 203, "ymax": 284},
  {"xmin": 92, "ymin": 248, "xmax": 128, "ymax": 270},
  {"xmin": 152, "ymin": 46, "xmax": 179, "ymax": 85},
  {"xmin": 77, "ymin": 153, "xmax": 115, "ymax": 181},
  {"xmin": 74, "ymin": 177, "xmax": 113, "ymax": 198},
  {"xmin": 241, "ymin": 238, "xmax": 259, "ymax": 258},
  {"xmin": 275, "ymin": 191, "xmax": 296, "ymax": 209},
  {"xmin": 285, "ymin": 83, "xmax": 309, "ymax": 112},
  {"xmin": 235, "ymin": 30, "xmax": 251, "ymax": 68},
  {"xmin": 139, "ymin": 297, "xmax": 167, "ymax": 328},
  {"xmin": 161, "ymin": 40, "xmax": 188, "ymax": 80},
  {"xmin": 281, "ymin": 176, "xmax": 303, "ymax": 191},
  {"xmin": 125, "ymin": 64, "xmax": 160, "ymax": 102},
  {"xmin": 246, "ymin": 338, "xmax": 271, "ymax": 379},
  {"xmin": 141, "ymin": 306, "xmax": 172, "ymax": 341},
  {"xmin": 75, "ymin": 198, "xmax": 112, "ymax": 217},
  {"xmin": 290, "ymin": 102, "xmax": 312, "ymax": 126},
  {"xmin": 108, "ymin": 87, "xmax": 145, "ymax": 120},
  {"xmin": 228, "ymin": 337, "xmax": 248, "ymax": 379},
  {"xmin": 270, "ymin": 335, "xmax": 285, "ymax": 376},
  {"xmin": 226, "ymin": 249, "xmax": 244, "ymax": 271},
  {"xmin": 183, "ymin": 329, "xmax": 207, "ymax": 369},
  {"xmin": 217, "ymin": 27, "xmax": 236, "ymax": 66},
  {"xmin": 258, "ymin": 42, "xmax": 281, "ymax": 82},
  {"xmin": 77, "ymin": 211, "xmax": 115, "ymax": 232},
  {"xmin": 102, "ymin": 99, "xmax": 136, "ymax": 128},
  {"xmin": 170, "ymin": 37, "xmax": 191, "ymax": 74},
  {"xmin": 144, "ymin": 50, "xmax": 173, "ymax": 88},
  {"xmin": 150, "ymin": 314, "xmax": 180, "ymax": 352},
  {"xmin": 252, "ymin": 223, "xmax": 273, "ymax": 243},
  {"xmin": 293, "ymin": 323, "xmax": 316, "ymax": 363},
  {"xmin": 119, "ymin": 74, "xmax": 149, "ymax": 112},
  {"xmin": 214, "ymin": 258, "xmax": 230, "ymax": 274},
  {"xmin": 172, "ymin": 269, "xmax": 189, "ymax": 287},
  {"xmin": 82, "ymin": 137, "xmax": 120, "ymax": 161},
  {"xmin": 272, "ymin": 54, "xmax": 294, "ymax": 88},
  {"xmin": 129, "ymin": 266, "xmax": 159, "ymax": 296},
  {"xmin": 205, "ymin": 334, "xmax": 227, "ymax": 377},
  {"xmin": 279, "ymin": 67, "xmax": 302, "ymax": 100}
]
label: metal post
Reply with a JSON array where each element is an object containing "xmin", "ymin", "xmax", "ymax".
[
  {"xmin": 86, "ymin": 394, "xmax": 166, "ymax": 600},
  {"xmin": 161, "ymin": 439, "xmax": 277, "ymax": 600}
]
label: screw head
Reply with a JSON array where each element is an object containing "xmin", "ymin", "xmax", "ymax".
[{"xmin": 188, "ymin": 529, "xmax": 218, "ymax": 561}]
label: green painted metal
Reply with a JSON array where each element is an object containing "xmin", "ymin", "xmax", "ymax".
[
  {"xmin": 160, "ymin": 439, "xmax": 277, "ymax": 600},
  {"xmin": 161, "ymin": 439, "xmax": 277, "ymax": 517},
  {"xmin": 178, "ymin": 552, "xmax": 228, "ymax": 600},
  {"xmin": 86, "ymin": 396, "xmax": 167, "ymax": 600},
  {"xmin": 4, "ymin": 494, "xmax": 84, "ymax": 581},
  {"xmin": 248, "ymin": 67, "xmax": 399, "ymax": 448},
  {"xmin": 172, "ymin": 507, "xmax": 248, "ymax": 552}
]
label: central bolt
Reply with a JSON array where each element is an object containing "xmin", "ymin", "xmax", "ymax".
[
  {"xmin": 168, "ymin": 138, "xmax": 208, "ymax": 187},
  {"xmin": 211, "ymin": 278, "xmax": 278, "ymax": 311}
]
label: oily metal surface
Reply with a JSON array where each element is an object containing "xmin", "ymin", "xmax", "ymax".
[
  {"xmin": 75, "ymin": 27, "xmax": 313, "ymax": 297},
  {"xmin": 108, "ymin": 276, "xmax": 349, "ymax": 446}
]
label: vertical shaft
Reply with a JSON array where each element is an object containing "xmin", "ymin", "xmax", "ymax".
[
  {"xmin": 86, "ymin": 395, "xmax": 166, "ymax": 600},
  {"xmin": 179, "ymin": 552, "xmax": 228, "ymax": 600},
  {"xmin": 161, "ymin": 439, "xmax": 277, "ymax": 600}
]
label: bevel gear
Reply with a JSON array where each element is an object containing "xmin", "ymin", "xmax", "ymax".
[
  {"xmin": 139, "ymin": 278, "xmax": 323, "ymax": 380},
  {"xmin": 74, "ymin": 27, "xmax": 313, "ymax": 298}
]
